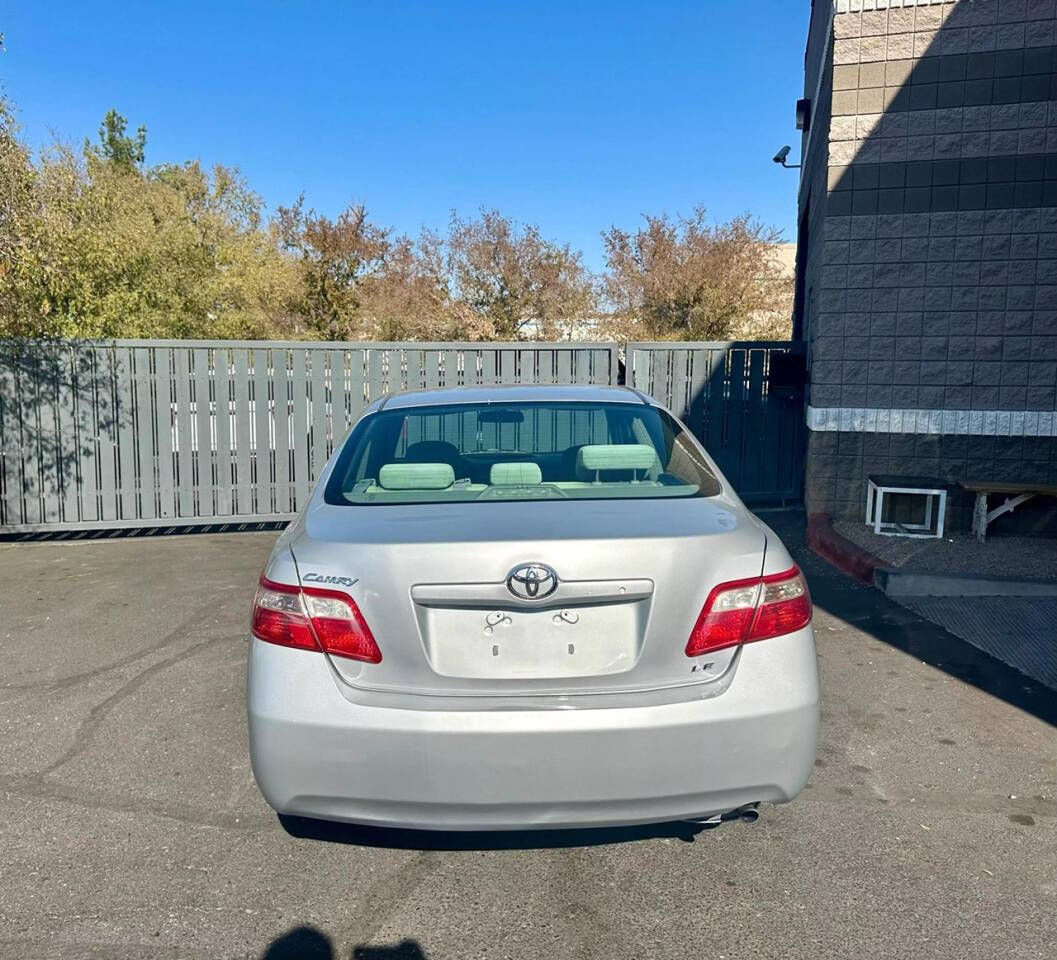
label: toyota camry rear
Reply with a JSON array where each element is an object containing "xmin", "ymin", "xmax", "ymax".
[{"xmin": 247, "ymin": 385, "xmax": 819, "ymax": 830}]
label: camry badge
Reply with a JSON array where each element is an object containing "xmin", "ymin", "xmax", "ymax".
[
  {"xmin": 303, "ymin": 572, "xmax": 358, "ymax": 588},
  {"xmin": 506, "ymin": 563, "xmax": 559, "ymax": 600}
]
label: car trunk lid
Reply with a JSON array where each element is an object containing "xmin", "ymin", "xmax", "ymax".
[{"xmin": 291, "ymin": 495, "xmax": 765, "ymax": 698}]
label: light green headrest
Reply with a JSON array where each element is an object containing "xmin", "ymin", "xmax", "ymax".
[
  {"xmin": 378, "ymin": 463, "xmax": 455, "ymax": 490},
  {"xmin": 490, "ymin": 462, "xmax": 543, "ymax": 485},
  {"xmin": 576, "ymin": 444, "xmax": 657, "ymax": 473}
]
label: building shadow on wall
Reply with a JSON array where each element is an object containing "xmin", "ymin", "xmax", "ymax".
[{"xmin": 808, "ymin": 1, "xmax": 1057, "ymax": 527}]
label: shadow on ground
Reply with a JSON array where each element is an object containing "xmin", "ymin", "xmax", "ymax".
[
  {"xmin": 763, "ymin": 509, "xmax": 1057, "ymax": 728},
  {"xmin": 278, "ymin": 813, "xmax": 710, "ymax": 851},
  {"xmin": 262, "ymin": 926, "xmax": 428, "ymax": 959}
]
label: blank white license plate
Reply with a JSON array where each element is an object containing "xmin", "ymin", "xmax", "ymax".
[{"xmin": 421, "ymin": 604, "xmax": 641, "ymax": 679}]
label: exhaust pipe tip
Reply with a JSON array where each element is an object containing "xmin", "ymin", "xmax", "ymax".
[{"xmin": 684, "ymin": 803, "xmax": 761, "ymax": 829}]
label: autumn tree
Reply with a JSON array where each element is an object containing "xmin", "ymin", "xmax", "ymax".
[
  {"xmin": 601, "ymin": 208, "xmax": 792, "ymax": 341},
  {"xmin": 355, "ymin": 230, "xmax": 493, "ymax": 342},
  {"xmin": 276, "ymin": 199, "xmax": 390, "ymax": 340},
  {"xmin": 1, "ymin": 92, "xmax": 792, "ymax": 344},
  {"xmin": 447, "ymin": 210, "xmax": 598, "ymax": 341}
]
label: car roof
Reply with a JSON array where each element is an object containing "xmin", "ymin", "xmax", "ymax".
[{"xmin": 376, "ymin": 384, "xmax": 656, "ymax": 411}]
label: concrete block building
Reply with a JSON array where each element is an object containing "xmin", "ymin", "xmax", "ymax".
[{"xmin": 795, "ymin": 0, "xmax": 1057, "ymax": 529}]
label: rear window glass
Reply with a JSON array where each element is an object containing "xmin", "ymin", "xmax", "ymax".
[{"xmin": 324, "ymin": 401, "xmax": 722, "ymax": 506}]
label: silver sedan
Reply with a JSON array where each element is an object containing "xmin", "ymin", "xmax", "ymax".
[{"xmin": 248, "ymin": 384, "xmax": 819, "ymax": 830}]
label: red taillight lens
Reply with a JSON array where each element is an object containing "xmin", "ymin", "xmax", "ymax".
[
  {"xmin": 748, "ymin": 568, "xmax": 813, "ymax": 642},
  {"xmin": 685, "ymin": 566, "xmax": 811, "ymax": 657},
  {"xmin": 251, "ymin": 576, "xmax": 382, "ymax": 664},
  {"xmin": 252, "ymin": 579, "xmax": 317, "ymax": 652}
]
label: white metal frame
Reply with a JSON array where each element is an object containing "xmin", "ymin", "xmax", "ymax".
[{"xmin": 865, "ymin": 480, "xmax": 947, "ymax": 540}]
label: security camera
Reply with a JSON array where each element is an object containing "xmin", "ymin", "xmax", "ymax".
[{"xmin": 773, "ymin": 145, "xmax": 792, "ymax": 165}]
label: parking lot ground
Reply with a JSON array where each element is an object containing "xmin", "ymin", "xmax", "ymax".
[{"xmin": 1, "ymin": 513, "xmax": 1055, "ymax": 960}]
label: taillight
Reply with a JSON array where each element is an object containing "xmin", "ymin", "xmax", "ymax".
[
  {"xmin": 685, "ymin": 566, "xmax": 811, "ymax": 657},
  {"xmin": 251, "ymin": 576, "xmax": 382, "ymax": 663}
]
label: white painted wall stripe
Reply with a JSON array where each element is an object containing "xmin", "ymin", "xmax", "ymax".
[{"xmin": 806, "ymin": 406, "xmax": 1057, "ymax": 437}]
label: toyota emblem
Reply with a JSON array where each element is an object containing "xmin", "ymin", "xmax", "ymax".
[{"xmin": 506, "ymin": 563, "xmax": 559, "ymax": 600}]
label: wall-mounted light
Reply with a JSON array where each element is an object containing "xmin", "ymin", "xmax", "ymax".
[{"xmin": 795, "ymin": 98, "xmax": 811, "ymax": 132}]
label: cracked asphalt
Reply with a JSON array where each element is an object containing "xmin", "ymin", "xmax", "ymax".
[{"xmin": 1, "ymin": 513, "xmax": 1055, "ymax": 960}]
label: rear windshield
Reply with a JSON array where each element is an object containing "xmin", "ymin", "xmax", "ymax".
[{"xmin": 324, "ymin": 401, "xmax": 722, "ymax": 506}]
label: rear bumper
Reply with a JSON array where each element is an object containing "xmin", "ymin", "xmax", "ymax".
[{"xmin": 247, "ymin": 629, "xmax": 819, "ymax": 830}]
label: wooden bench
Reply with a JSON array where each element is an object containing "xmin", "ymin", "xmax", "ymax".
[{"xmin": 964, "ymin": 482, "xmax": 1057, "ymax": 542}]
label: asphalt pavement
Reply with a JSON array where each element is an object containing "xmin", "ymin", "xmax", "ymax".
[{"xmin": 1, "ymin": 513, "xmax": 1055, "ymax": 960}]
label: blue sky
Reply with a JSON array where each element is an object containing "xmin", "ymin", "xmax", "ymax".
[{"xmin": 2, "ymin": 0, "xmax": 809, "ymax": 270}]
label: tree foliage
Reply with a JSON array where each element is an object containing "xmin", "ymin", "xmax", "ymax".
[
  {"xmin": 447, "ymin": 210, "xmax": 597, "ymax": 341},
  {"xmin": 1, "ymin": 99, "xmax": 300, "ymax": 339},
  {"xmin": 0, "ymin": 94, "xmax": 792, "ymax": 343},
  {"xmin": 601, "ymin": 207, "xmax": 793, "ymax": 342}
]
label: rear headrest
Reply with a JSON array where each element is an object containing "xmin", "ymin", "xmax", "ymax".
[
  {"xmin": 378, "ymin": 463, "xmax": 455, "ymax": 490},
  {"xmin": 576, "ymin": 444, "xmax": 658, "ymax": 476},
  {"xmin": 490, "ymin": 462, "xmax": 543, "ymax": 486},
  {"xmin": 405, "ymin": 440, "xmax": 461, "ymax": 463}
]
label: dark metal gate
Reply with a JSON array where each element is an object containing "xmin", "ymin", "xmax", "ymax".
[{"xmin": 627, "ymin": 341, "xmax": 806, "ymax": 505}]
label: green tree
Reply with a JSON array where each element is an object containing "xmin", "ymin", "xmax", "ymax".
[
  {"xmin": 0, "ymin": 104, "xmax": 301, "ymax": 339},
  {"xmin": 89, "ymin": 109, "xmax": 147, "ymax": 169}
]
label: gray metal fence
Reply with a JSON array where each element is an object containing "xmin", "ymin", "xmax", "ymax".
[
  {"xmin": 0, "ymin": 340, "xmax": 618, "ymax": 532},
  {"xmin": 0, "ymin": 337, "xmax": 804, "ymax": 533},
  {"xmin": 628, "ymin": 341, "xmax": 807, "ymax": 504}
]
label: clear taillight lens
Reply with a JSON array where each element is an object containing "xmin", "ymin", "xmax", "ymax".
[
  {"xmin": 251, "ymin": 576, "xmax": 382, "ymax": 663},
  {"xmin": 685, "ymin": 566, "xmax": 811, "ymax": 657}
]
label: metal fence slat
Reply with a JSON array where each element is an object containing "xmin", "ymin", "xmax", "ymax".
[
  {"xmin": 308, "ymin": 349, "xmax": 329, "ymax": 482},
  {"xmin": 232, "ymin": 350, "xmax": 254, "ymax": 514},
  {"xmin": 687, "ymin": 348, "xmax": 708, "ymax": 437},
  {"xmin": 36, "ymin": 344, "xmax": 62, "ymax": 524},
  {"xmin": 74, "ymin": 348, "xmax": 100, "ymax": 523},
  {"xmin": 152, "ymin": 347, "xmax": 177, "ymax": 518},
  {"xmin": 725, "ymin": 349, "xmax": 747, "ymax": 489},
  {"xmin": 670, "ymin": 349, "xmax": 690, "ymax": 422},
  {"xmin": 368, "ymin": 349, "xmax": 384, "ymax": 404},
  {"xmin": 346, "ymin": 348, "xmax": 367, "ymax": 430},
  {"xmin": 193, "ymin": 347, "xmax": 216, "ymax": 518},
  {"xmin": 0, "ymin": 346, "xmax": 21, "ymax": 526},
  {"xmin": 94, "ymin": 346, "xmax": 122, "ymax": 521},
  {"xmin": 213, "ymin": 346, "xmax": 233, "ymax": 516},
  {"xmin": 327, "ymin": 349, "xmax": 347, "ymax": 454},
  {"xmin": 743, "ymin": 350, "xmax": 768, "ymax": 497},
  {"xmin": 253, "ymin": 347, "xmax": 274, "ymax": 515},
  {"xmin": 424, "ymin": 351, "xmax": 440, "ymax": 389},
  {"xmin": 442, "ymin": 349, "xmax": 460, "ymax": 388},
  {"xmin": 56, "ymin": 344, "xmax": 82, "ymax": 524},
  {"xmin": 291, "ymin": 349, "xmax": 310, "ymax": 509},
  {"xmin": 172, "ymin": 348, "xmax": 196, "ymax": 517},
  {"xmin": 131, "ymin": 347, "xmax": 157, "ymax": 521},
  {"xmin": 112, "ymin": 345, "xmax": 139, "ymax": 520},
  {"xmin": 18, "ymin": 347, "xmax": 45, "ymax": 525},
  {"xmin": 272, "ymin": 348, "xmax": 291, "ymax": 514}
]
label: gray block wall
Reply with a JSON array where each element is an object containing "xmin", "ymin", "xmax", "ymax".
[{"xmin": 799, "ymin": 0, "xmax": 1057, "ymax": 530}]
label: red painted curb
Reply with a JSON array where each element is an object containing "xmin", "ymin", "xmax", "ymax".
[{"xmin": 806, "ymin": 512, "xmax": 887, "ymax": 585}]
